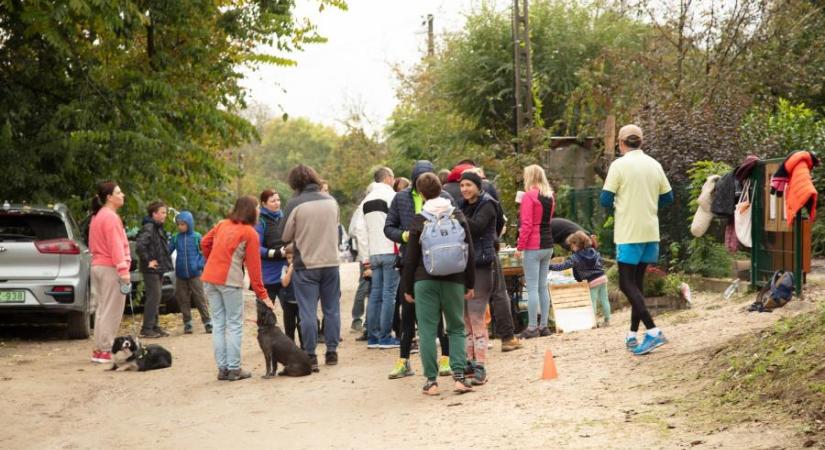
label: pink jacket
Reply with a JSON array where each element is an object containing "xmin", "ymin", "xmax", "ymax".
[
  {"xmin": 517, "ymin": 188, "xmax": 555, "ymax": 251},
  {"xmin": 89, "ymin": 207, "xmax": 131, "ymax": 277}
]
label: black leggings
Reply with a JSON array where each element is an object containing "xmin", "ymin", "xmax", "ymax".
[
  {"xmin": 399, "ymin": 286, "xmax": 449, "ymax": 359},
  {"xmin": 618, "ymin": 263, "xmax": 655, "ymax": 332},
  {"xmin": 266, "ymin": 284, "xmax": 303, "ymax": 348}
]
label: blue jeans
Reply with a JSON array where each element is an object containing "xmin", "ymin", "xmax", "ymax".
[
  {"xmin": 351, "ymin": 263, "xmax": 371, "ymax": 326},
  {"xmin": 367, "ymin": 254, "xmax": 400, "ymax": 341},
  {"xmin": 293, "ymin": 267, "xmax": 341, "ymax": 356},
  {"xmin": 524, "ymin": 248, "xmax": 553, "ymax": 328},
  {"xmin": 204, "ymin": 283, "xmax": 244, "ymax": 370}
]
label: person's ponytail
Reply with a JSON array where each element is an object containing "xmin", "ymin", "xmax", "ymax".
[{"xmin": 92, "ymin": 180, "xmax": 117, "ymax": 215}]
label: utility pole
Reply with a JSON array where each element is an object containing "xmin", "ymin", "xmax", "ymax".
[
  {"xmin": 512, "ymin": 0, "xmax": 533, "ymax": 155},
  {"xmin": 426, "ymin": 14, "xmax": 434, "ymax": 58}
]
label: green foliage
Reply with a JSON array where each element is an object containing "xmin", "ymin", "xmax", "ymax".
[
  {"xmin": 0, "ymin": 0, "xmax": 346, "ymax": 226},
  {"xmin": 686, "ymin": 161, "xmax": 733, "ymax": 214},
  {"xmin": 663, "ymin": 272, "xmax": 687, "ymax": 297},
  {"xmin": 686, "ymin": 236, "xmax": 734, "ymax": 278}
]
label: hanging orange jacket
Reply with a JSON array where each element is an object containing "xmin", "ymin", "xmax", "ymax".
[{"xmin": 784, "ymin": 151, "xmax": 818, "ymax": 225}]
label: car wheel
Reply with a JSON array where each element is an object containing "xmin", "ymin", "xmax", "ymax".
[{"xmin": 67, "ymin": 296, "xmax": 91, "ymax": 339}]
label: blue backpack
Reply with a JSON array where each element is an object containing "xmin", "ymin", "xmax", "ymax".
[{"xmin": 419, "ymin": 210, "xmax": 468, "ymax": 276}]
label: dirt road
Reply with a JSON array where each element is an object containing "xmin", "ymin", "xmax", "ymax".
[{"xmin": 0, "ymin": 263, "xmax": 816, "ymax": 449}]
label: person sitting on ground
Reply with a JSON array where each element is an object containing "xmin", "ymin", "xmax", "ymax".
[
  {"xmin": 458, "ymin": 170, "xmax": 498, "ymax": 385},
  {"xmin": 169, "ymin": 211, "xmax": 212, "ymax": 334},
  {"xmin": 401, "ymin": 172, "xmax": 476, "ymax": 395},
  {"xmin": 548, "ymin": 231, "xmax": 611, "ymax": 327}
]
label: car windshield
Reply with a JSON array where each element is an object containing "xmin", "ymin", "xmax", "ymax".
[{"xmin": 0, "ymin": 213, "xmax": 68, "ymax": 241}]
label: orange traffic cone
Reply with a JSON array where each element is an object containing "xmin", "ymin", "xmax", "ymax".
[{"xmin": 542, "ymin": 350, "xmax": 558, "ymax": 380}]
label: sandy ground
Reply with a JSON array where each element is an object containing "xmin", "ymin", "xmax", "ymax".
[{"xmin": 0, "ymin": 262, "xmax": 820, "ymax": 449}]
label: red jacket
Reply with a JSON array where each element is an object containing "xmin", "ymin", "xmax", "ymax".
[
  {"xmin": 784, "ymin": 151, "xmax": 818, "ymax": 225},
  {"xmin": 201, "ymin": 220, "xmax": 268, "ymax": 301}
]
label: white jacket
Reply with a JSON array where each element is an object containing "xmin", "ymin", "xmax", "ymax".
[{"xmin": 352, "ymin": 182, "xmax": 396, "ymax": 262}]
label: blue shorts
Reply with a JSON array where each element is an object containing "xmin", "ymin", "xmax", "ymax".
[{"xmin": 616, "ymin": 242, "xmax": 659, "ymax": 265}]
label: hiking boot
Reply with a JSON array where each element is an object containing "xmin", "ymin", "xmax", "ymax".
[
  {"xmin": 538, "ymin": 327, "xmax": 553, "ymax": 337},
  {"xmin": 438, "ymin": 356, "xmax": 451, "ymax": 377},
  {"xmin": 378, "ymin": 337, "xmax": 401, "ymax": 349},
  {"xmin": 501, "ymin": 337, "xmax": 523, "ymax": 352},
  {"xmin": 422, "ymin": 379, "xmax": 439, "ymax": 396},
  {"xmin": 325, "ymin": 351, "xmax": 338, "ymax": 366},
  {"xmin": 227, "ymin": 368, "xmax": 251, "ymax": 381},
  {"xmin": 309, "ymin": 354, "xmax": 320, "ymax": 373},
  {"xmin": 632, "ymin": 332, "xmax": 668, "ymax": 356},
  {"xmin": 204, "ymin": 322, "xmax": 213, "ymax": 334},
  {"xmin": 626, "ymin": 336, "xmax": 639, "ymax": 351},
  {"xmin": 217, "ymin": 368, "xmax": 229, "ymax": 381},
  {"xmin": 140, "ymin": 329, "xmax": 163, "ymax": 338},
  {"xmin": 388, "ymin": 358, "xmax": 415, "ymax": 379},
  {"xmin": 183, "ymin": 322, "xmax": 193, "ymax": 334},
  {"xmin": 367, "ymin": 337, "xmax": 380, "ymax": 349},
  {"xmin": 519, "ymin": 327, "xmax": 539, "ymax": 339},
  {"xmin": 471, "ymin": 364, "xmax": 488, "ymax": 386}
]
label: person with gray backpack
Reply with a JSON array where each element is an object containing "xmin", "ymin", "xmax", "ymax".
[{"xmin": 400, "ymin": 172, "xmax": 476, "ymax": 396}]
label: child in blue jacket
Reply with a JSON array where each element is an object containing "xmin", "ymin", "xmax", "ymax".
[
  {"xmin": 549, "ymin": 231, "xmax": 611, "ymax": 326},
  {"xmin": 169, "ymin": 211, "xmax": 212, "ymax": 334}
]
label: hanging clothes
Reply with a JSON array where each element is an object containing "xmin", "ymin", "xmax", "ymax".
[
  {"xmin": 711, "ymin": 171, "xmax": 737, "ymax": 218},
  {"xmin": 783, "ymin": 151, "xmax": 820, "ymax": 225}
]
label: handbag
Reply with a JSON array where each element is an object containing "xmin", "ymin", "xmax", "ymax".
[{"xmin": 734, "ymin": 179, "xmax": 753, "ymax": 247}]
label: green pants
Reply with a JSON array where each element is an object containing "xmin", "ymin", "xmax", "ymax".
[
  {"xmin": 414, "ymin": 280, "xmax": 466, "ymax": 381},
  {"xmin": 589, "ymin": 283, "xmax": 611, "ymax": 321}
]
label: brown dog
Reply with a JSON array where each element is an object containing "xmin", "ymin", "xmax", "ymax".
[{"xmin": 256, "ymin": 300, "xmax": 312, "ymax": 378}]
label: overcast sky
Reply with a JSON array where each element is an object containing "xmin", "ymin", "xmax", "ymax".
[{"xmin": 241, "ymin": 0, "xmax": 509, "ymax": 134}]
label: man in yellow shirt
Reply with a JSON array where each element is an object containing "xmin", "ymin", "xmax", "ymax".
[{"xmin": 601, "ymin": 124, "xmax": 673, "ymax": 356}]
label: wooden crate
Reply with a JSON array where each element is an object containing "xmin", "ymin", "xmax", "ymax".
[{"xmin": 549, "ymin": 281, "xmax": 595, "ymax": 333}]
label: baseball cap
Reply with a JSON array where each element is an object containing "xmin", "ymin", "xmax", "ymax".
[{"xmin": 618, "ymin": 124, "xmax": 643, "ymax": 142}]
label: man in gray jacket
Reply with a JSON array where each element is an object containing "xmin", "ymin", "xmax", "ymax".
[{"xmin": 281, "ymin": 164, "xmax": 341, "ymax": 372}]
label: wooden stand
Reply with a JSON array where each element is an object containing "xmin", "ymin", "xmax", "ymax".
[{"xmin": 549, "ymin": 281, "xmax": 596, "ymax": 333}]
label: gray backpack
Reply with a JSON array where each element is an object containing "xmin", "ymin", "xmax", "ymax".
[{"xmin": 419, "ymin": 210, "xmax": 468, "ymax": 276}]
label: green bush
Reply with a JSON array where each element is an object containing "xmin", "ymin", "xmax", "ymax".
[
  {"xmin": 605, "ymin": 264, "xmax": 669, "ymax": 297},
  {"xmin": 686, "ymin": 236, "xmax": 734, "ymax": 278}
]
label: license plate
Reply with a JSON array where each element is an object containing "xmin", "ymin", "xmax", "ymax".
[{"xmin": 0, "ymin": 290, "xmax": 25, "ymax": 303}]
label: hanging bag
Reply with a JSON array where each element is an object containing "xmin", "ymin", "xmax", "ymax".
[{"xmin": 734, "ymin": 179, "xmax": 753, "ymax": 247}]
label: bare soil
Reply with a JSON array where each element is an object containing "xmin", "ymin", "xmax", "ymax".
[{"xmin": 0, "ymin": 263, "xmax": 821, "ymax": 449}]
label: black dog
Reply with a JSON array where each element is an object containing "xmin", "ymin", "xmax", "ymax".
[
  {"xmin": 256, "ymin": 300, "xmax": 311, "ymax": 378},
  {"xmin": 110, "ymin": 336, "xmax": 172, "ymax": 372}
]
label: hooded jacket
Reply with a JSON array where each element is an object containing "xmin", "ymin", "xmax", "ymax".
[
  {"xmin": 783, "ymin": 151, "xmax": 819, "ymax": 225},
  {"xmin": 136, "ymin": 216, "xmax": 173, "ymax": 274},
  {"xmin": 461, "ymin": 192, "xmax": 498, "ymax": 267},
  {"xmin": 352, "ymin": 182, "xmax": 396, "ymax": 262},
  {"xmin": 255, "ymin": 207, "xmax": 287, "ymax": 285},
  {"xmin": 169, "ymin": 211, "xmax": 204, "ymax": 279},
  {"xmin": 400, "ymin": 197, "xmax": 475, "ymax": 295},
  {"xmin": 548, "ymin": 247, "xmax": 605, "ymax": 283},
  {"xmin": 384, "ymin": 160, "xmax": 455, "ymax": 260}
]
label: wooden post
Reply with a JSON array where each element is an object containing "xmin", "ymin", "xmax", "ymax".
[{"xmin": 603, "ymin": 114, "xmax": 616, "ymax": 162}]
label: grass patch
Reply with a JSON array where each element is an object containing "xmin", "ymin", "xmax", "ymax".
[{"xmin": 709, "ymin": 302, "xmax": 825, "ymax": 427}]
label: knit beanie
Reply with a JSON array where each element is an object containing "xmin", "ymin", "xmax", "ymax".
[{"xmin": 460, "ymin": 171, "xmax": 483, "ymax": 191}]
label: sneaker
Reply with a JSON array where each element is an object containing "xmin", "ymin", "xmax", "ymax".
[
  {"xmin": 464, "ymin": 360, "xmax": 476, "ymax": 378},
  {"xmin": 626, "ymin": 336, "xmax": 639, "ymax": 351},
  {"xmin": 422, "ymin": 379, "xmax": 439, "ymax": 396},
  {"xmin": 453, "ymin": 375, "xmax": 474, "ymax": 394},
  {"xmin": 309, "ymin": 355, "xmax": 320, "ymax": 373},
  {"xmin": 367, "ymin": 338, "xmax": 380, "ymax": 349},
  {"xmin": 140, "ymin": 329, "xmax": 163, "ymax": 338},
  {"xmin": 153, "ymin": 327, "xmax": 170, "ymax": 337},
  {"xmin": 204, "ymin": 323, "xmax": 213, "ymax": 334},
  {"xmin": 91, "ymin": 350, "xmax": 112, "ymax": 364},
  {"xmin": 519, "ymin": 327, "xmax": 540, "ymax": 339},
  {"xmin": 438, "ymin": 356, "xmax": 451, "ymax": 377},
  {"xmin": 471, "ymin": 365, "xmax": 488, "ymax": 386},
  {"xmin": 538, "ymin": 327, "xmax": 553, "ymax": 337},
  {"xmin": 356, "ymin": 332, "xmax": 369, "ymax": 342},
  {"xmin": 350, "ymin": 321, "xmax": 364, "ymax": 333},
  {"xmin": 378, "ymin": 337, "xmax": 401, "ymax": 349},
  {"xmin": 217, "ymin": 368, "xmax": 229, "ymax": 381},
  {"xmin": 184, "ymin": 323, "xmax": 193, "ymax": 334},
  {"xmin": 632, "ymin": 332, "xmax": 668, "ymax": 356},
  {"xmin": 325, "ymin": 351, "xmax": 338, "ymax": 366},
  {"xmin": 501, "ymin": 337, "xmax": 523, "ymax": 352},
  {"xmin": 410, "ymin": 341, "xmax": 419, "ymax": 354},
  {"xmin": 227, "ymin": 368, "xmax": 252, "ymax": 381},
  {"xmin": 388, "ymin": 358, "xmax": 415, "ymax": 379}
]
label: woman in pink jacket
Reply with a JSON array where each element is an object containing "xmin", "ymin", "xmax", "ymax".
[
  {"xmin": 88, "ymin": 181, "xmax": 131, "ymax": 364},
  {"xmin": 515, "ymin": 165, "xmax": 555, "ymax": 339}
]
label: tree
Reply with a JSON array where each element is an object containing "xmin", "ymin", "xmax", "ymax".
[{"xmin": 0, "ymin": 0, "xmax": 346, "ymax": 225}]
